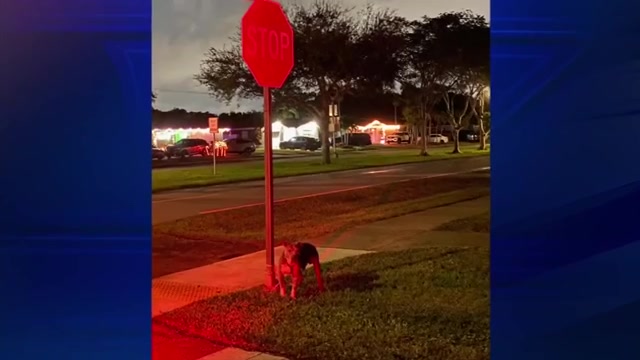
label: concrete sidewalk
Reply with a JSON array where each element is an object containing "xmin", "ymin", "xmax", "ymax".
[
  {"xmin": 152, "ymin": 246, "xmax": 372, "ymax": 317},
  {"xmin": 152, "ymin": 196, "xmax": 489, "ymax": 360},
  {"xmin": 197, "ymin": 348, "xmax": 287, "ymax": 360},
  {"xmin": 152, "ymin": 247, "xmax": 371, "ymax": 360}
]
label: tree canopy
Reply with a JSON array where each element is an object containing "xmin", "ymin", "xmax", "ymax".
[
  {"xmin": 152, "ymin": 108, "xmax": 265, "ymax": 129},
  {"xmin": 400, "ymin": 11, "xmax": 489, "ymax": 154},
  {"xmin": 195, "ymin": 1, "xmax": 489, "ymax": 160},
  {"xmin": 196, "ymin": 0, "xmax": 408, "ymax": 163}
]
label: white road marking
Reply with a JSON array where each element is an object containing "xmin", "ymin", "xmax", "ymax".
[{"xmin": 362, "ymin": 169, "xmax": 396, "ymax": 174}]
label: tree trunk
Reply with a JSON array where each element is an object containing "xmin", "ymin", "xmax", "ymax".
[
  {"xmin": 478, "ymin": 119, "xmax": 488, "ymax": 150},
  {"xmin": 320, "ymin": 118, "xmax": 331, "ymax": 164},
  {"xmin": 317, "ymin": 95, "xmax": 332, "ymax": 164},
  {"xmin": 419, "ymin": 121, "xmax": 428, "ymax": 156},
  {"xmin": 477, "ymin": 100, "xmax": 488, "ymax": 150},
  {"xmin": 478, "ymin": 133, "xmax": 487, "ymax": 150},
  {"xmin": 419, "ymin": 115, "xmax": 431, "ymax": 156},
  {"xmin": 452, "ymin": 128, "xmax": 462, "ymax": 154}
]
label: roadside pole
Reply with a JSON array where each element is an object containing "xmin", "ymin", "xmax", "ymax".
[
  {"xmin": 209, "ymin": 117, "xmax": 218, "ymax": 175},
  {"xmin": 241, "ymin": 0, "xmax": 293, "ymax": 291},
  {"xmin": 213, "ymin": 142, "xmax": 217, "ymax": 175},
  {"xmin": 263, "ymin": 86, "xmax": 275, "ymax": 289}
]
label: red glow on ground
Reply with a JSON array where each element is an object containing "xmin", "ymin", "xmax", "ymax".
[
  {"xmin": 152, "ymin": 322, "xmax": 225, "ymax": 360},
  {"xmin": 153, "ymin": 297, "xmax": 277, "ymax": 359}
]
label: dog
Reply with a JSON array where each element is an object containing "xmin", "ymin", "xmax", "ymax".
[{"xmin": 275, "ymin": 241, "xmax": 326, "ymax": 299}]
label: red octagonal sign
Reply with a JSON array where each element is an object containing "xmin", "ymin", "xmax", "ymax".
[{"xmin": 241, "ymin": 0, "xmax": 294, "ymax": 89}]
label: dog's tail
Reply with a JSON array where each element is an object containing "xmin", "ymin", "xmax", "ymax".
[{"xmin": 310, "ymin": 256, "xmax": 326, "ymax": 291}]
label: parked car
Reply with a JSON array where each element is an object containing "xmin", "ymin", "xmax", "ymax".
[
  {"xmin": 280, "ymin": 136, "xmax": 321, "ymax": 151},
  {"xmin": 346, "ymin": 133, "xmax": 372, "ymax": 147},
  {"xmin": 224, "ymin": 138, "xmax": 256, "ymax": 155},
  {"xmin": 152, "ymin": 146, "xmax": 167, "ymax": 160},
  {"xmin": 428, "ymin": 134, "xmax": 449, "ymax": 144},
  {"xmin": 165, "ymin": 138, "xmax": 210, "ymax": 158},
  {"xmin": 459, "ymin": 129, "xmax": 479, "ymax": 142},
  {"xmin": 385, "ymin": 132, "xmax": 411, "ymax": 144}
]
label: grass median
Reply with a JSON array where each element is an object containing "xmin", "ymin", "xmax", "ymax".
[
  {"xmin": 152, "ymin": 145, "xmax": 489, "ymax": 192},
  {"xmin": 435, "ymin": 212, "xmax": 490, "ymax": 233},
  {"xmin": 153, "ymin": 172, "xmax": 490, "ymax": 278},
  {"xmin": 153, "ymin": 246, "xmax": 489, "ymax": 360}
]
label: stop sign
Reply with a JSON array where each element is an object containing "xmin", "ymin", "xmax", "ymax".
[{"xmin": 241, "ymin": 0, "xmax": 294, "ymax": 89}]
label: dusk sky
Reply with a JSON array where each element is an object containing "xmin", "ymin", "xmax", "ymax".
[{"xmin": 152, "ymin": 0, "xmax": 489, "ymax": 113}]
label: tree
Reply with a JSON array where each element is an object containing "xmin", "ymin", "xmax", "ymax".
[
  {"xmin": 476, "ymin": 86, "xmax": 491, "ymax": 150},
  {"xmin": 400, "ymin": 15, "xmax": 460, "ymax": 156},
  {"xmin": 430, "ymin": 11, "xmax": 489, "ymax": 154},
  {"xmin": 195, "ymin": 0, "xmax": 407, "ymax": 164},
  {"xmin": 400, "ymin": 83, "xmax": 435, "ymax": 155},
  {"xmin": 400, "ymin": 95, "xmax": 421, "ymax": 144},
  {"xmin": 441, "ymin": 90, "xmax": 472, "ymax": 153},
  {"xmin": 479, "ymin": 110, "xmax": 490, "ymax": 150},
  {"xmin": 276, "ymin": 107, "xmax": 308, "ymax": 129}
]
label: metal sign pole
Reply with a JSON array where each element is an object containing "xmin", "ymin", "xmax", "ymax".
[
  {"xmin": 263, "ymin": 86, "xmax": 275, "ymax": 289},
  {"xmin": 213, "ymin": 141, "xmax": 217, "ymax": 175},
  {"xmin": 240, "ymin": 0, "xmax": 293, "ymax": 293},
  {"xmin": 209, "ymin": 117, "xmax": 218, "ymax": 175}
]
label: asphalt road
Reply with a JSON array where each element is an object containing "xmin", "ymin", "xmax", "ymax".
[{"xmin": 152, "ymin": 156, "xmax": 490, "ymax": 224}]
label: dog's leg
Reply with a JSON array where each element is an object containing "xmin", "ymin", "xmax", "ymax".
[
  {"xmin": 290, "ymin": 263, "xmax": 304, "ymax": 299},
  {"xmin": 276, "ymin": 261, "xmax": 290, "ymax": 297},
  {"xmin": 310, "ymin": 255, "xmax": 326, "ymax": 292}
]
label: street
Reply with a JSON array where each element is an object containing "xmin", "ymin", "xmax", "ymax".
[{"xmin": 152, "ymin": 155, "xmax": 490, "ymax": 224}]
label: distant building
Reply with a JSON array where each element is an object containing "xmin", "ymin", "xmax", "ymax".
[
  {"xmin": 262, "ymin": 120, "xmax": 320, "ymax": 149},
  {"xmin": 353, "ymin": 120, "xmax": 401, "ymax": 144}
]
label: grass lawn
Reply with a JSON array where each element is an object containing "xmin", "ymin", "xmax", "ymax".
[
  {"xmin": 153, "ymin": 246, "xmax": 490, "ymax": 360},
  {"xmin": 153, "ymin": 145, "xmax": 488, "ymax": 192},
  {"xmin": 434, "ymin": 212, "xmax": 490, "ymax": 233},
  {"xmin": 153, "ymin": 172, "xmax": 490, "ymax": 277}
]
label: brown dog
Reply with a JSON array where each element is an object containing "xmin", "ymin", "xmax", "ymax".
[{"xmin": 276, "ymin": 242, "xmax": 326, "ymax": 299}]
